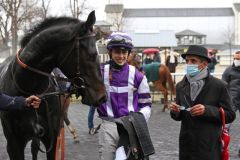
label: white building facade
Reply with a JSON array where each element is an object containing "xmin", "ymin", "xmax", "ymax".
[{"xmin": 105, "ymin": 2, "xmax": 240, "ymax": 46}]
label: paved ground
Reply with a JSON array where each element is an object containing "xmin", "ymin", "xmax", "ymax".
[
  {"xmin": 1, "ymin": 101, "xmax": 240, "ymax": 160},
  {"xmin": 0, "ymin": 64, "xmax": 238, "ymax": 160}
]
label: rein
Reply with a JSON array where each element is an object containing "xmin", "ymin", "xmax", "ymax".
[
  {"xmin": 16, "ymin": 33, "xmax": 96, "ymax": 91},
  {"xmin": 33, "ymin": 91, "xmax": 67, "ymax": 154},
  {"xmin": 16, "ymin": 49, "xmax": 71, "ymax": 83}
]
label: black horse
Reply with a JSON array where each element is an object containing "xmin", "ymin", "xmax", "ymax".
[{"xmin": 0, "ymin": 11, "xmax": 106, "ymax": 160}]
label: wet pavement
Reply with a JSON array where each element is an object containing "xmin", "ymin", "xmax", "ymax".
[{"xmin": 1, "ymin": 102, "xmax": 240, "ymax": 160}]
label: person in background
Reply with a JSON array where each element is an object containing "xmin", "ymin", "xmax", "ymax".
[
  {"xmin": 166, "ymin": 51, "xmax": 178, "ymax": 73},
  {"xmin": 169, "ymin": 45, "xmax": 235, "ymax": 160},
  {"xmin": 52, "ymin": 68, "xmax": 79, "ymax": 143},
  {"xmin": 222, "ymin": 50, "xmax": 240, "ymax": 157},
  {"xmin": 207, "ymin": 51, "xmax": 217, "ymax": 73},
  {"xmin": 97, "ymin": 32, "xmax": 152, "ymax": 160},
  {"xmin": 0, "ymin": 93, "xmax": 41, "ymax": 111},
  {"xmin": 143, "ymin": 54, "xmax": 153, "ymax": 64},
  {"xmin": 88, "ymin": 106, "xmax": 101, "ymax": 135},
  {"xmin": 153, "ymin": 52, "xmax": 161, "ymax": 63}
]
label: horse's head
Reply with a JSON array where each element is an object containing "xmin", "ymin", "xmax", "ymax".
[
  {"xmin": 128, "ymin": 52, "xmax": 142, "ymax": 70},
  {"xmin": 18, "ymin": 11, "xmax": 106, "ymax": 106},
  {"xmin": 56, "ymin": 11, "xmax": 106, "ymax": 106}
]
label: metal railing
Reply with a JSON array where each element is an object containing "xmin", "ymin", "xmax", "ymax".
[{"xmin": 150, "ymin": 72, "xmax": 223, "ymax": 102}]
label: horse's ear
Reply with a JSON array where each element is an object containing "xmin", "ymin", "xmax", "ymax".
[{"xmin": 85, "ymin": 11, "xmax": 96, "ymax": 31}]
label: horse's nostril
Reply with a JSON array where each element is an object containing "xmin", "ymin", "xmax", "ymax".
[
  {"xmin": 94, "ymin": 95, "xmax": 107, "ymax": 106},
  {"xmin": 99, "ymin": 95, "xmax": 107, "ymax": 104}
]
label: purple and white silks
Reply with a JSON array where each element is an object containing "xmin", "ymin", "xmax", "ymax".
[{"xmin": 97, "ymin": 63, "xmax": 152, "ymax": 119}]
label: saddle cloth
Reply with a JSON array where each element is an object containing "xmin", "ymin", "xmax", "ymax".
[{"xmin": 142, "ymin": 62, "xmax": 160, "ymax": 82}]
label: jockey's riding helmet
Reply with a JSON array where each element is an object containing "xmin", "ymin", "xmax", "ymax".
[{"xmin": 106, "ymin": 32, "xmax": 133, "ymax": 52}]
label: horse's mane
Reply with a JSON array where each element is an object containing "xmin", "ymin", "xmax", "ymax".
[{"xmin": 20, "ymin": 17, "xmax": 81, "ymax": 47}]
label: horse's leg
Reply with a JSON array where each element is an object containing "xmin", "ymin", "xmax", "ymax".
[
  {"xmin": 7, "ymin": 138, "xmax": 26, "ymax": 160},
  {"xmin": 1, "ymin": 120, "xmax": 26, "ymax": 160},
  {"xmin": 63, "ymin": 97, "xmax": 79, "ymax": 143},
  {"xmin": 154, "ymin": 81, "xmax": 168, "ymax": 112},
  {"xmin": 46, "ymin": 139, "xmax": 57, "ymax": 160},
  {"xmin": 64, "ymin": 112, "xmax": 80, "ymax": 143},
  {"xmin": 31, "ymin": 138, "xmax": 40, "ymax": 160},
  {"xmin": 39, "ymin": 131, "xmax": 58, "ymax": 160}
]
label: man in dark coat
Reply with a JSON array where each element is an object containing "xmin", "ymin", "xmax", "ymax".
[
  {"xmin": 166, "ymin": 52, "xmax": 178, "ymax": 73},
  {"xmin": 222, "ymin": 50, "xmax": 240, "ymax": 156},
  {"xmin": 222, "ymin": 51, "xmax": 240, "ymax": 111},
  {"xmin": 169, "ymin": 45, "xmax": 236, "ymax": 160},
  {"xmin": 0, "ymin": 93, "xmax": 41, "ymax": 111}
]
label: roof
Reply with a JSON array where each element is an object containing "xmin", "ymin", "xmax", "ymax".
[
  {"xmin": 105, "ymin": 4, "xmax": 124, "ymax": 13},
  {"xmin": 122, "ymin": 8, "xmax": 234, "ymax": 17},
  {"xmin": 233, "ymin": 3, "xmax": 240, "ymax": 12},
  {"xmin": 217, "ymin": 48, "xmax": 240, "ymax": 55},
  {"xmin": 175, "ymin": 29, "xmax": 206, "ymax": 36},
  {"xmin": 127, "ymin": 30, "xmax": 177, "ymax": 48},
  {"xmin": 95, "ymin": 21, "xmax": 111, "ymax": 27}
]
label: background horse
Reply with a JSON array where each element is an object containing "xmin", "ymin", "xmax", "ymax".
[
  {"xmin": 128, "ymin": 52, "xmax": 175, "ymax": 112},
  {"xmin": 0, "ymin": 11, "xmax": 106, "ymax": 160}
]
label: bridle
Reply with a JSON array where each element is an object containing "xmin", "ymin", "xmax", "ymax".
[{"xmin": 16, "ymin": 33, "xmax": 96, "ymax": 95}]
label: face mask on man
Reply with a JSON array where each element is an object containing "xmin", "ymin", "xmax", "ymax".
[
  {"xmin": 234, "ymin": 60, "xmax": 240, "ymax": 67},
  {"xmin": 186, "ymin": 64, "xmax": 200, "ymax": 77}
]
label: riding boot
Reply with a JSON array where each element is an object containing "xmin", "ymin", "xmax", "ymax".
[{"xmin": 67, "ymin": 124, "xmax": 80, "ymax": 143}]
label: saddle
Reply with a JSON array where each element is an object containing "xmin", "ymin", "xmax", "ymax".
[{"xmin": 116, "ymin": 112, "xmax": 155, "ymax": 159}]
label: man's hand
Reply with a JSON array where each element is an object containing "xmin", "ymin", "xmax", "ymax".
[
  {"xmin": 169, "ymin": 102, "xmax": 181, "ymax": 113},
  {"xmin": 26, "ymin": 95, "xmax": 41, "ymax": 109},
  {"xmin": 189, "ymin": 104, "xmax": 205, "ymax": 116}
]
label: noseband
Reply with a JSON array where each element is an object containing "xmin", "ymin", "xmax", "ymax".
[{"xmin": 16, "ymin": 33, "xmax": 96, "ymax": 94}]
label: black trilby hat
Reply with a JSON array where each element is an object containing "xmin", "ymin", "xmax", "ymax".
[{"xmin": 181, "ymin": 45, "xmax": 211, "ymax": 63}]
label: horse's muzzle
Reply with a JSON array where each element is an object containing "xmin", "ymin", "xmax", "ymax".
[{"xmin": 94, "ymin": 94, "xmax": 107, "ymax": 106}]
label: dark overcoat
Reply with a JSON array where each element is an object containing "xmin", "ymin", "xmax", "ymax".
[
  {"xmin": 0, "ymin": 93, "xmax": 26, "ymax": 111},
  {"xmin": 222, "ymin": 65, "xmax": 240, "ymax": 110},
  {"xmin": 171, "ymin": 75, "xmax": 236, "ymax": 160}
]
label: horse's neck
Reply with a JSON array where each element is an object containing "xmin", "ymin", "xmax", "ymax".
[{"xmin": 12, "ymin": 58, "xmax": 52, "ymax": 95}]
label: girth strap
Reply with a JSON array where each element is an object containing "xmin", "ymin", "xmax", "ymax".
[
  {"xmin": 120, "ymin": 116, "xmax": 139, "ymax": 159},
  {"xmin": 100, "ymin": 112, "xmax": 155, "ymax": 159},
  {"xmin": 129, "ymin": 112, "xmax": 155, "ymax": 157}
]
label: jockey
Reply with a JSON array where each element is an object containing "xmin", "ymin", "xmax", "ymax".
[{"xmin": 97, "ymin": 32, "xmax": 152, "ymax": 160}]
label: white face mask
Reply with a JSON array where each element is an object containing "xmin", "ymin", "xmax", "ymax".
[{"xmin": 234, "ymin": 60, "xmax": 240, "ymax": 67}]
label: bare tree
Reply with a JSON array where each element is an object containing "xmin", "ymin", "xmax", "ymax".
[
  {"xmin": 40, "ymin": 0, "xmax": 51, "ymax": 19},
  {"xmin": 0, "ymin": 0, "xmax": 45, "ymax": 54},
  {"xmin": 0, "ymin": 4, "xmax": 11, "ymax": 48},
  {"xmin": 0, "ymin": 0, "xmax": 23, "ymax": 54},
  {"xmin": 223, "ymin": 26, "xmax": 235, "ymax": 65},
  {"xmin": 21, "ymin": 0, "xmax": 43, "ymax": 31},
  {"xmin": 69, "ymin": 0, "xmax": 90, "ymax": 18},
  {"xmin": 108, "ymin": 12, "xmax": 125, "ymax": 31}
]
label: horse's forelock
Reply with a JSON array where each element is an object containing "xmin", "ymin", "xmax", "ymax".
[{"xmin": 20, "ymin": 17, "xmax": 80, "ymax": 48}]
